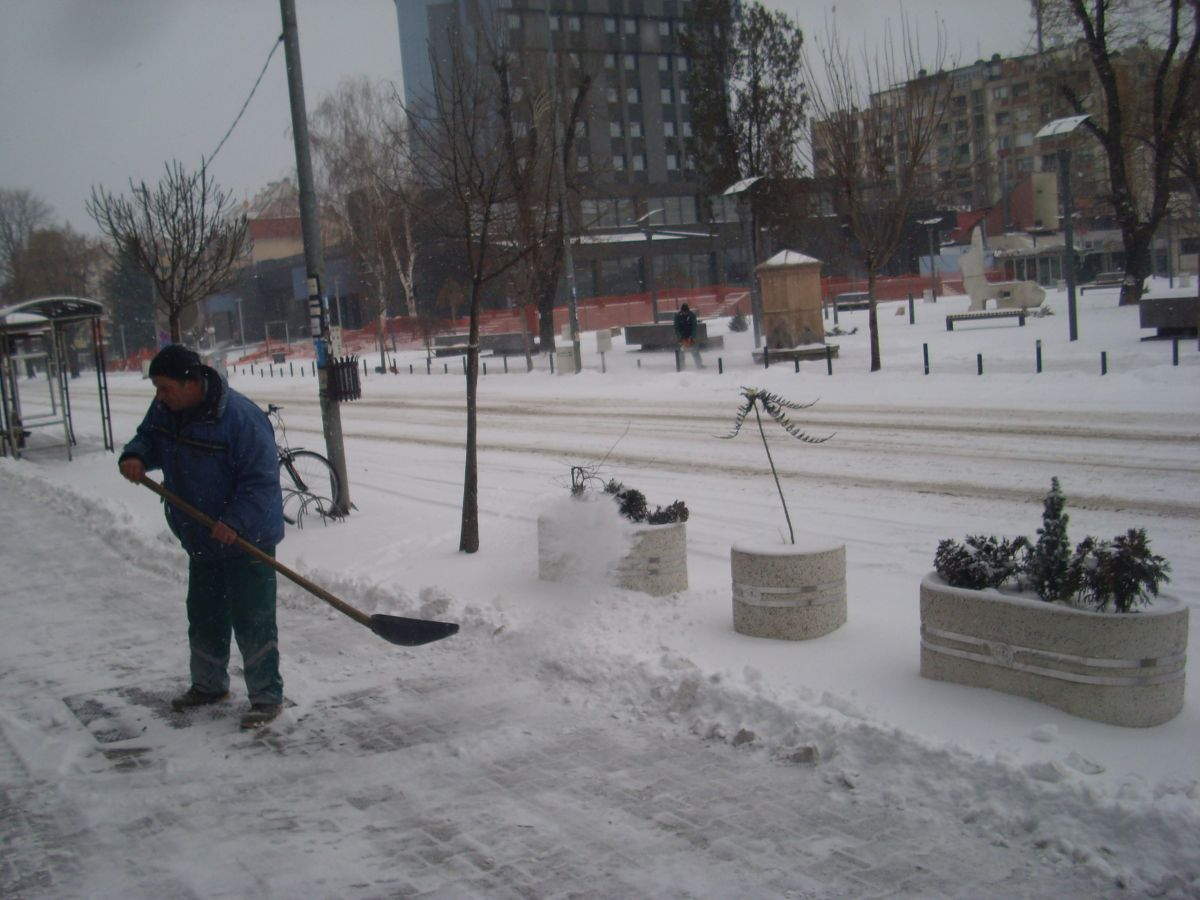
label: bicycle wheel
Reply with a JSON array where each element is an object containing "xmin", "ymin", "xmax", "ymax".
[{"xmin": 279, "ymin": 450, "xmax": 343, "ymax": 526}]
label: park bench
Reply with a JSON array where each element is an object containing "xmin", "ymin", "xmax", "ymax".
[
  {"xmin": 1079, "ymin": 272, "xmax": 1126, "ymax": 293},
  {"xmin": 832, "ymin": 291, "xmax": 871, "ymax": 310},
  {"xmin": 623, "ymin": 321, "xmax": 724, "ymax": 351},
  {"xmin": 1138, "ymin": 295, "xmax": 1199, "ymax": 339},
  {"xmin": 945, "ymin": 309, "xmax": 1027, "ymax": 331}
]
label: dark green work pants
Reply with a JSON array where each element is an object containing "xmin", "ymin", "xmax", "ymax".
[{"xmin": 186, "ymin": 550, "xmax": 283, "ymax": 705}]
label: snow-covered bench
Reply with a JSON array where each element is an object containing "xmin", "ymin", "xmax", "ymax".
[{"xmin": 945, "ymin": 309, "xmax": 1027, "ymax": 331}]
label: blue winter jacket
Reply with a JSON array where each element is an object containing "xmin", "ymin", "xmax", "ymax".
[{"xmin": 120, "ymin": 368, "xmax": 284, "ymax": 558}]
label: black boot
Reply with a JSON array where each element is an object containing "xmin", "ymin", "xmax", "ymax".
[
  {"xmin": 170, "ymin": 686, "xmax": 230, "ymax": 712},
  {"xmin": 239, "ymin": 703, "xmax": 282, "ymax": 729}
]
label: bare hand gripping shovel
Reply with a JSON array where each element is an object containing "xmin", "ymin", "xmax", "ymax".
[{"xmin": 140, "ymin": 476, "xmax": 459, "ymax": 647}]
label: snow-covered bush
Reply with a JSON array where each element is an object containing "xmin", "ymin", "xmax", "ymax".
[
  {"xmin": 1066, "ymin": 529, "xmax": 1171, "ymax": 613},
  {"xmin": 934, "ymin": 535, "xmax": 1028, "ymax": 590},
  {"xmin": 728, "ymin": 311, "xmax": 749, "ymax": 332},
  {"xmin": 933, "ymin": 480, "xmax": 1171, "ymax": 612},
  {"xmin": 603, "ymin": 480, "xmax": 689, "ymax": 525}
]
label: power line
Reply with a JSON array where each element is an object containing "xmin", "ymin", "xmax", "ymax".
[{"xmin": 204, "ymin": 33, "xmax": 284, "ymax": 169}]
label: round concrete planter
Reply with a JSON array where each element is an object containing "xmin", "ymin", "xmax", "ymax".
[
  {"xmin": 537, "ymin": 514, "xmax": 687, "ymax": 596},
  {"xmin": 613, "ymin": 521, "xmax": 688, "ymax": 596},
  {"xmin": 920, "ymin": 574, "xmax": 1188, "ymax": 727},
  {"xmin": 731, "ymin": 542, "xmax": 846, "ymax": 640}
]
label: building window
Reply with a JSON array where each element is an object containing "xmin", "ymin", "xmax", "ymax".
[
  {"xmin": 507, "ymin": 14, "xmax": 520, "ymax": 29},
  {"xmin": 548, "ymin": 15, "xmax": 559, "ymax": 31},
  {"xmin": 681, "ymin": 121, "xmax": 692, "ymax": 137},
  {"xmin": 1180, "ymin": 237, "xmax": 1199, "ymax": 255},
  {"xmin": 658, "ymin": 20, "xmax": 670, "ymax": 37},
  {"xmin": 629, "ymin": 120, "xmax": 643, "ymax": 138},
  {"xmin": 610, "ymin": 120, "xmax": 623, "ymax": 137},
  {"xmin": 676, "ymin": 56, "xmax": 688, "ymax": 72},
  {"xmin": 1013, "ymin": 82, "xmax": 1029, "ymax": 98},
  {"xmin": 607, "ymin": 86, "xmax": 618, "ymax": 103},
  {"xmin": 574, "ymin": 120, "xmax": 586, "ymax": 137},
  {"xmin": 604, "ymin": 53, "xmax": 616, "ymax": 68},
  {"xmin": 1016, "ymin": 131, "xmax": 1034, "ymax": 148},
  {"xmin": 633, "ymin": 154, "xmax": 646, "ymax": 171},
  {"xmin": 661, "ymin": 87, "xmax": 674, "ymax": 104},
  {"xmin": 658, "ymin": 55, "xmax": 670, "ymax": 72},
  {"xmin": 666, "ymin": 153, "xmax": 679, "ymax": 170},
  {"xmin": 993, "ymin": 85, "xmax": 1009, "ymax": 101},
  {"xmin": 613, "ymin": 153, "xmax": 627, "ymax": 170},
  {"xmin": 678, "ymin": 89, "xmax": 689, "ymax": 105},
  {"xmin": 624, "ymin": 17, "xmax": 637, "ymax": 34},
  {"xmin": 995, "ymin": 111, "xmax": 1009, "ymax": 127},
  {"xmin": 626, "ymin": 86, "xmax": 641, "ymax": 104},
  {"xmin": 623, "ymin": 53, "xmax": 636, "ymax": 70},
  {"xmin": 577, "ymin": 154, "xmax": 590, "ymax": 171},
  {"xmin": 568, "ymin": 16, "xmax": 581, "ymax": 31},
  {"xmin": 663, "ymin": 120, "xmax": 676, "ymax": 137},
  {"xmin": 604, "ymin": 16, "xmax": 617, "ymax": 33}
]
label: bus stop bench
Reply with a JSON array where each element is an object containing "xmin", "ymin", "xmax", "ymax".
[
  {"xmin": 623, "ymin": 321, "xmax": 723, "ymax": 351},
  {"xmin": 946, "ymin": 309, "xmax": 1026, "ymax": 330},
  {"xmin": 833, "ymin": 291, "xmax": 871, "ymax": 310},
  {"xmin": 1079, "ymin": 272, "xmax": 1125, "ymax": 293}
]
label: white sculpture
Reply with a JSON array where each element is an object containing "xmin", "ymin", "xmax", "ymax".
[{"xmin": 961, "ymin": 225, "xmax": 1045, "ymax": 312}]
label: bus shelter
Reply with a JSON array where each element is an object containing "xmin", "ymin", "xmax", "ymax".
[{"xmin": 0, "ymin": 296, "xmax": 114, "ymax": 460}]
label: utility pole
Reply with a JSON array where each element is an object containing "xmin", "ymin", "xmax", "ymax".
[
  {"xmin": 543, "ymin": 0, "xmax": 582, "ymax": 373},
  {"xmin": 280, "ymin": 0, "xmax": 351, "ymax": 514}
]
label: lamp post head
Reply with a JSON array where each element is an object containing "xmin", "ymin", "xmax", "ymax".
[{"xmin": 1036, "ymin": 114, "xmax": 1091, "ymax": 141}]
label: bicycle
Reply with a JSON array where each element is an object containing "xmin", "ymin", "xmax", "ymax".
[{"xmin": 267, "ymin": 403, "xmax": 345, "ymax": 527}]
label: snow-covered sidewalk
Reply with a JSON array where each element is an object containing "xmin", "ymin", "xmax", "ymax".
[{"xmin": 0, "ymin": 463, "xmax": 1193, "ymax": 898}]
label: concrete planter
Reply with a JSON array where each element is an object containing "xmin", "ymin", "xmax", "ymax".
[
  {"xmin": 920, "ymin": 574, "xmax": 1188, "ymax": 727},
  {"xmin": 731, "ymin": 542, "xmax": 846, "ymax": 640},
  {"xmin": 537, "ymin": 514, "xmax": 687, "ymax": 596}
]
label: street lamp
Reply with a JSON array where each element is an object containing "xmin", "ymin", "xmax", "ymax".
[
  {"xmin": 918, "ymin": 216, "xmax": 942, "ymax": 302},
  {"xmin": 234, "ymin": 296, "xmax": 246, "ymax": 352},
  {"xmin": 1036, "ymin": 114, "xmax": 1091, "ymax": 342},
  {"xmin": 723, "ymin": 176, "xmax": 765, "ymax": 346},
  {"xmin": 634, "ymin": 208, "xmax": 664, "ymax": 323}
]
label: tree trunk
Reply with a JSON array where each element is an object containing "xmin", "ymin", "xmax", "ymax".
[
  {"xmin": 459, "ymin": 278, "xmax": 482, "ymax": 554},
  {"xmin": 537, "ymin": 280, "xmax": 557, "ymax": 354},
  {"xmin": 169, "ymin": 309, "xmax": 182, "ymax": 343},
  {"xmin": 867, "ymin": 269, "xmax": 881, "ymax": 372},
  {"xmin": 378, "ymin": 309, "xmax": 388, "ymax": 372},
  {"xmin": 1119, "ymin": 232, "xmax": 1151, "ymax": 306}
]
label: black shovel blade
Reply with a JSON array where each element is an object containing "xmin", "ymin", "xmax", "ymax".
[{"xmin": 369, "ymin": 614, "xmax": 459, "ymax": 647}]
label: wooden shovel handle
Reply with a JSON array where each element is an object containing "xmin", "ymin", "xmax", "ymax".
[{"xmin": 139, "ymin": 475, "xmax": 372, "ymax": 628}]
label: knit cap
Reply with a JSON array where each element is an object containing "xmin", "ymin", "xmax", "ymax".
[{"xmin": 148, "ymin": 344, "xmax": 203, "ymax": 380}]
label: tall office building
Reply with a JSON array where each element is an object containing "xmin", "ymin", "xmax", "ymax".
[{"xmin": 393, "ymin": 0, "xmax": 743, "ymax": 299}]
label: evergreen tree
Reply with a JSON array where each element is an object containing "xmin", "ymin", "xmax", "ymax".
[
  {"xmin": 101, "ymin": 245, "xmax": 156, "ymax": 357},
  {"xmin": 1029, "ymin": 477, "xmax": 1071, "ymax": 602}
]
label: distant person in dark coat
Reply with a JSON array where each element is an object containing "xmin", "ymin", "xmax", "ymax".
[
  {"xmin": 672, "ymin": 303, "xmax": 705, "ymax": 368},
  {"xmin": 118, "ymin": 344, "xmax": 286, "ymax": 730}
]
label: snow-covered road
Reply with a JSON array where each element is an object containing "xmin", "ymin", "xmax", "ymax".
[{"xmin": 0, "ymin": 465, "xmax": 1176, "ymax": 898}]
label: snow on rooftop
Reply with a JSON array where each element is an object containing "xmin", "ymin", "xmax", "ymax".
[{"xmin": 758, "ymin": 249, "xmax": 821, "ymax": 267}]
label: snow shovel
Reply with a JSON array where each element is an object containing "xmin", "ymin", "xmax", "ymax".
[{"xmin": 139, "ymin": 475, "xmax": 459, "ymax": 647}]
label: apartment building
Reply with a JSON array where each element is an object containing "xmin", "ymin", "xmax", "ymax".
[{"xmin": 393, "ymin": 0, "xmax": 744, "ymax": 300}]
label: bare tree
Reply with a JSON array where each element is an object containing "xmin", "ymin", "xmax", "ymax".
[
  {"xmin": 310, "ymin": 77, "xmax": 419, "ymax": 370},
  {"xmin": 1052, "ymin": 0, "xmax": 1200, "ymax": 304},
  {"xmin": 0, "ymin": 188, "xmax": 53, "ymax": 300},
  {"xmin": 406, "ymin": 27, "xmax": 533, "ymax": 554},
  {"xmin": 87, "ymin": 161, "xmax": 248, "ymax": 342},
  {"xmin": 6, "ymin": 225, "xmax": 104, "ymax": 300},
  {"xmin": 806, "ymin": 19, "xmax": 953, "ymax": 371},
  {"xmin": 493, "ymin": 41, "xmax": 593, "ymax": 359}
]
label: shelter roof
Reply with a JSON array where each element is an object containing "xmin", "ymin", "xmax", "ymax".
[{"xmin": 0, "ymin": 296, "xmax": 106, "ymax": 324}]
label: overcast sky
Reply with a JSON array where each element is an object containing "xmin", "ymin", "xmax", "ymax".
[{"xmin": 0, "ymin": 0, "xmax": 1038, "ymax": 234}]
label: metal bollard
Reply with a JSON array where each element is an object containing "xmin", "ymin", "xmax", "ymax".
[
  {"xmin": 908, "ymin": 293, "xmax": 915, "ymax": 324},
  {"xmin": 922, "ymin": 342, "xmax": 929, "ymax": 375},
  {"xmin": 1100, "ymin": 351, "xmax": 1107, "ymax": 375},
  {"xmin": 825, "ymin": 345, "xmax": 833, "ymax": 376},
  {"xmin": 718, "ymin": 357, "xmax": 724, "ymax": 374},
  {"xmin": 977, "ymin": 353, "xmax": 983, "ymax": 376},
  {"xmin": 1036, "ymin": 340, "xmax": 1042, "ymax": 374}
]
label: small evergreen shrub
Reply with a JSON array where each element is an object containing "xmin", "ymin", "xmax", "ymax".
[
  {"xmin": 1066, "ymin": 529, "xmax": 1171, "ymax": 613},
  {"xmin": 603, "ymin": 480, "xmax": 688, "ymax": 525},
  {"xmin": 934, "ymin": 535, "xmax": 1028, "ymax": 590},
  {"xmin": 1027, "ymin": 477, "xmax": 1071, "ymax": 602},
  {"xmin": 728, "ymin": 311, "xmax": 749, "ymax": 332},
  {"xmin": 932, "ymin": 480, "xmax": 1171, "ymax": 613}
]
